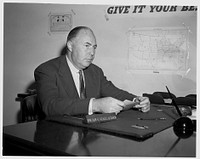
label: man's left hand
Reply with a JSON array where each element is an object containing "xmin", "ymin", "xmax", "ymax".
[{"xmin": 134, "ymin": 96, "xmax": 150, "ymax": 113}]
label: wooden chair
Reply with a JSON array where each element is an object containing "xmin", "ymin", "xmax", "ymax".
[{"xmin": 22, "ymin": 94, "xmax": 45, "ymax": 122}]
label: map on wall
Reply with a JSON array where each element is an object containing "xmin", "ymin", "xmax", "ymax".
[{"xmin": 127, "ymin": 27, "xmax": 189, "ymax": 74}]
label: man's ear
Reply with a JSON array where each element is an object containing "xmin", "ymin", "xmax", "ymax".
[{"xmin": 67, "ymin": 41, "xmax": 73, "ymax": 52}]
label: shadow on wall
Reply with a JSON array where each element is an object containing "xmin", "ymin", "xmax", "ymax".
[{"xmin": 16, "ymin": 45, "xmax": 67, "ymax": 123}]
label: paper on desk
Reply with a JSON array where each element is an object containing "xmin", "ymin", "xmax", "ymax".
[
  {"xmin": 163, "ymin": 98, "xmax": 172, "ymax": 104},
  {"xmin": 123, "ymin": 99, "xmax": 140, "ymax": 111}
]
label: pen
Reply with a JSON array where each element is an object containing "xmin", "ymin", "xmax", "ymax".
[
  {"xmin": 63, "ymin": 114, "xmax": 84, "ymax": 120},
  {"xmin": 131, "ymin": 124, "xmax": 149, "ymax": 129},
  {"xmin": 138, "ymin": 117, "xmax": 166, "ymax": 120},
  {"xmin": 166, "ymin": 86, "xmax": 182, "ymax": 117}
]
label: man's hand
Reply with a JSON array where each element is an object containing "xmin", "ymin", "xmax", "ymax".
[
  {"xmin": 134, "ymin": 96, "xmax": 150, "ymax": 113},
  {"xmin": 92, "ymin": 97, "xmax": 125, "ymax": 114}
]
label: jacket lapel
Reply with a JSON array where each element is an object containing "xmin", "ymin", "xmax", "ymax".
[{"xmin": 58, "ymin": 56, "xmax": 79, "ymax": 98}]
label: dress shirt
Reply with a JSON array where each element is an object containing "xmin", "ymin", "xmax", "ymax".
[{"xmin": 66, "ymin": 56, "xmax": 93, "ymax": 115}]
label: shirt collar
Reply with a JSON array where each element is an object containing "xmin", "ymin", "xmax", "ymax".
[{"xmin": 66, "ymin": 56, "xmax": 79, "ymax": 73}]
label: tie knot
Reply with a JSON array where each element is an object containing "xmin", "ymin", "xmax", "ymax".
[{"xmin": 78, "ymin": 70, "xmax": 83, "ymax": 75}]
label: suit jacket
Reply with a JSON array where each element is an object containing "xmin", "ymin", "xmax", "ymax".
[{"xmin": 34, "ymin": 55, "xmax": 135, "ymax": 116}]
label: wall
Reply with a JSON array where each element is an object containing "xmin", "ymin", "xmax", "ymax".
[{"xmin": 3, "ymin": 3, "xmax": 197, "ymax": 125}]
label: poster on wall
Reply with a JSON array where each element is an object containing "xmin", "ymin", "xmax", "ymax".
[
  {"xmin": 127, "ymin": 27, "xmax": 190, "ymax": 75},
  {"xmin": 106, "ymin": 5, "xmax": 197, "ymax": 15},
  {"xmin": 105, "ymin": 5, "xmax": 196, "ymax": 75}
]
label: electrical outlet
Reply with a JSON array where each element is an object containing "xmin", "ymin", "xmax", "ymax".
[{"xmin": 49, "ymin": 13, "xmax": 72, "ymax": 33}]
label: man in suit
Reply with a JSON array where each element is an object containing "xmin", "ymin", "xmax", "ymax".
[{"xmin": 34, "ymin": 26, "xmax": 150, "ymax": 117}]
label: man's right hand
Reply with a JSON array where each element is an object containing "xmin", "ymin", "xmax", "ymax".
[{"xmin": 92, "ymin": 97, "xmax": 125, "ymax": 114}]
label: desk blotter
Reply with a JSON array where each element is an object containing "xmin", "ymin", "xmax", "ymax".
[{"xmin": 46, "ymin": 104, "xmax": 178, "ymax": 141}]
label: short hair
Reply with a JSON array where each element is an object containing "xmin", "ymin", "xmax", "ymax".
[{"xmin": 67, "ymin": 26, "xmax": 93, "ymax": 42}]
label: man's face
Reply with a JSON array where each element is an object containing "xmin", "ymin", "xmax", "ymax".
[{"xmin": 69, "ymin": 29, "xmax": 97, "ymax": 70}]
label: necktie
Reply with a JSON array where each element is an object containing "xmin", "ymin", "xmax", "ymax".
[{"xmin": 79, "ymin": 70, "xmax": 86, "ymax": 99}]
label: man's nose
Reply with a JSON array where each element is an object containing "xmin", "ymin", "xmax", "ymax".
[{"xmin": 89, "ymin": 47, "xmax": 95, "ymax": 56}]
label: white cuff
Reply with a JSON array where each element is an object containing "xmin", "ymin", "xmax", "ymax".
[{"xmin": 88, "ymin": 98, "xmax": 95, "ymax": 115}]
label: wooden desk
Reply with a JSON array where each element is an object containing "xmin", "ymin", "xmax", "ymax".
[{"xmin": 3, "ymin": 119, "xmax": 196, "ymax": 157}]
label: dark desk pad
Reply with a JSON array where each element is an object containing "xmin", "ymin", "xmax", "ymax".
[{"xmin": 46, "ymin": 104, "xmax": 179, "ymax": 141}]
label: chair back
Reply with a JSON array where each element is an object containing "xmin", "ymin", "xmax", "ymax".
[{"xmin": 22, "ymin": 94, "xmax": 45, "ymax": 122}]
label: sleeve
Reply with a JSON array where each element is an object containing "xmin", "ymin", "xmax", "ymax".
[
  {"xmin": 34, "ymin": 65, "xmax": 91, "ymax": 116},
  {"xmin": 98, "ymin": 68, "xmax": 137, "ymax": 101}
]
